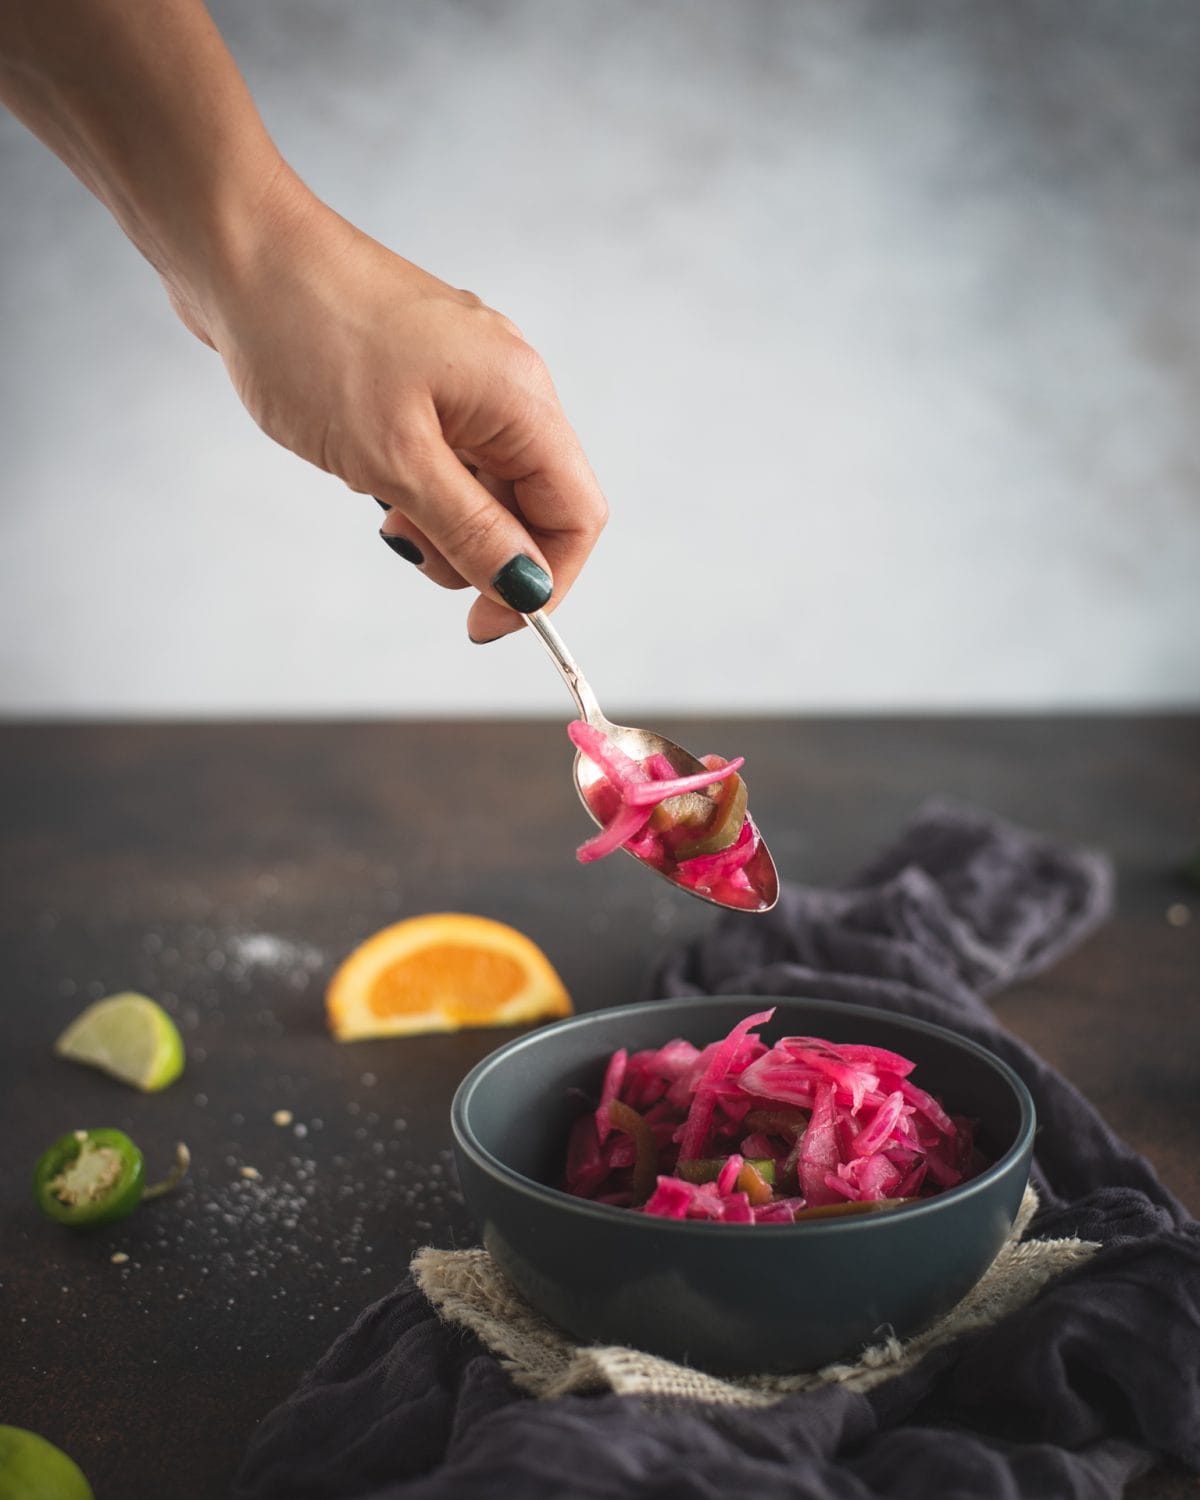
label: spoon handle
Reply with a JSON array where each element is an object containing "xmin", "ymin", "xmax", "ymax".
[{"xmin": 524, "ymin": 610, "xmax": 605, "ymax": 726}]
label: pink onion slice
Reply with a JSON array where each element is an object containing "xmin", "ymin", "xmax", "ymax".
[
  {"xmin": 595, "ymin": 1048, "xmax": 628, "ymax": 1144},
  {"xmin": 754, "ymin": 1197, "xmax": 806, "ymax": 1223},
  {"xmin": 641, "ymin": 1176, "xmax": 693, "ymax": 1219},
  {"xmin": 565, "ymin": 1113, "xmax": 607, "ymax": 1197},
  {"xmin": 850, "ymin": 1090, "xmax": 907, "ymax": 1158},
  {"xmin": 676, "ymin": 1008, "xmax": 776, "ymax": 1161},
  {"xmin": 828, "ymin": 1043, "xmax": 917, "ymax": 1078},
  {"xmin": 897, "ymin": 1077, "xmax": 957, "ymax": 1137},
  {"xmin": 797, "ymin": 1081, "xmax": 842, "ymax": 1206},
  {"xmin": 675, "ymin": 817, "xmax": 758, "ymax": 882},
  {"xmin": 623, "ymin": 757, "xmax": 745, "ymax": 806},
  {"xmin": 715, "ymin": 1154, "xmax": 745, "ymax": 1196},
  {"xmin": 783, "ymin": 1046, "xmax": 878, "ymax": 1111},
  {"xmin": 644, "ymin": 753, "xmax": 677, "ymax": 779},
  {"xmin": 567, "ymin": 720, "xmax": 652, "ymax": 789},
  {"xmin": 575, "ymin": 801, "xmax": 654, "ymax": 863},
  {"xmin": 721, "ymin": 1192, "xmax": 754, "ymax": 1223}
]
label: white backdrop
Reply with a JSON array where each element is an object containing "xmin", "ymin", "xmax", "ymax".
[{"xmin": 2, "ymin": 1, "xmax": 1198, "ymax": 716}]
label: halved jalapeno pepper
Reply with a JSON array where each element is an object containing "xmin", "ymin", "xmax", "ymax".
[
  {"xmin": 33, "ymin": 1129, "xmax": 145, "ymax": 1227},
  {"xmin": 33, "ymin": 1131, "xmax": 189, "ymax": 1228}
]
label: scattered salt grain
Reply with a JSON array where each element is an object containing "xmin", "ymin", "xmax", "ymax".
[
  {"xmin": 229, "ymin": 932, "xmax": 324, "ymax": 972},
  {"xmin": 1167, "ymin": 903, "xmax": 1191, "ymax": 928}
]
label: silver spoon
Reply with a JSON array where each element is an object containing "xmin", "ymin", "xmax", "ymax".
[{"xmin": 524, "ymin": 609, "xmax": 779, "ymax": 913}]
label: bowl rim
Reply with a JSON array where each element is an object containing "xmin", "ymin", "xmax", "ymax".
[{"xmin": 451, "ymin": 994, "xmax": 1037, "ymax": 1236}]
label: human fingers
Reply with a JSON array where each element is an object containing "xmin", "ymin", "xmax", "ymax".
[
  {"xmin": 373, "ymin": 498, "xmax": 468, "ymax": 590},
  {"xmin": 462, "ymin": 416, "xmax": 608, "ymax": 644},
  {"xmin": 373, "ymin": 425, "xmax": 556, "ymax": 640},
  {"xmin": 372, "ymin": 455, "xmax": 522, "ymax": 594}
]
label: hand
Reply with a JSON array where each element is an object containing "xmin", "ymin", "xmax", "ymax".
[
  {"xmin": 1, "ymin": 1, "xmax": 606, "ymax": 639},
  {"xmin": 186, "ymin": 173, "xmax": 607, "ymax": 641}
]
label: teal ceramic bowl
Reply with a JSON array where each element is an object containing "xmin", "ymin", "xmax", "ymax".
[{"xmin": 451, "ymin": 995, "xmax": 1035, "ymax": 1374}]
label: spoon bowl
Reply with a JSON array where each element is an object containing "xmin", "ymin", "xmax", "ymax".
[{"xmin": 525, "ymin": 611, "xmax": 779, "ymax": 913}]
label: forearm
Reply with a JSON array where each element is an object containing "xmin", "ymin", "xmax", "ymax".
[
  {"xmin": 0, "ymin": 0, "xmax": 292, "ymax": 325},
  {"xmin": 1, "ymin": 2, "xmax": 608, "ymax": 636}
]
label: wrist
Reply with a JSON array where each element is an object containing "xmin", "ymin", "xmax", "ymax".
[{"xmin": 160, "ymin": 153, "xmax": 319, "ymax": 341}]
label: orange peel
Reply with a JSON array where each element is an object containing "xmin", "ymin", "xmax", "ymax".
[{"xmin": 325, "ymin": 912, "xmax": 573, "ymax": 1040}]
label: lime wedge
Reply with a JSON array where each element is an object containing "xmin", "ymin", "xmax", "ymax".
[
  {"xmin": 0, "ymin": 1426, "xmax": 93, "ymax": 1500},
  {"xmin": 54, "ymin": 992, "xmax": 185, "ymax": 1092}
]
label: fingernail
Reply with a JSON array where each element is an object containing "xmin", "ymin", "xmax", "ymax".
[
  {"xmin": 380, "ymin": 533, "xmax": 424, "ymax": 565},
  {"xmin": 469, "ymin": 632, "xmax": 503, "ymax": 646},
  {"xmin": 491, "ymin": 554, "xmax": 552, "ymax": 613},
  {"xmin": 373, "ymin": 497, "xmax": 390, "ymax": 511}
]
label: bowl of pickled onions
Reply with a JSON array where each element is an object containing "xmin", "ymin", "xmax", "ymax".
[{"xmin": 451, "ymin": 996, "xmax": 1035, "ymax": 1374}]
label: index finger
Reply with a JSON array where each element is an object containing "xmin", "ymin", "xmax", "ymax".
[{"xmin": 465, "ymin": 417, "xmax": 608, "ymax": 642}]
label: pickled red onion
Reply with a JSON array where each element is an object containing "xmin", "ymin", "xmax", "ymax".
[
  {"xmin": 563, "ymin": 1011, "xmax": 983, "ymax": 1223},
  {"xmin": 623, "ymin": 758, "xmax": 744, "ymax": 805},
  {"xmin": 575, "ymin": 802, "xmax": 654, "ymax": 863},
  {"xmin": 567, "ymin": 719, "xmax": 748, "ymax": 867}
]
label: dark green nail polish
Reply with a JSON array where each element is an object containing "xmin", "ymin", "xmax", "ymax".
[
  {"xmin": 492, "ymin": 554, "xmax": 552, "ymax": 613},
  {"xmin": 381, "ymin": 533, "xmax": 424, "ymax": 565},
  {"xmin": 373, "ymin": 497, "xmax": 390, "ymax": 512}
]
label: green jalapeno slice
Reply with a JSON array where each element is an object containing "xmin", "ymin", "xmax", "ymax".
[{"xmin": 33, "ymin": 1128, "xmax": 145, "ymax": 1227}]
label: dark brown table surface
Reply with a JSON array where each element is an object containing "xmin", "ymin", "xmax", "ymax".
[{"xmin": 1, "ymin": 716, "xmax": 1197, "ymax": 1500}]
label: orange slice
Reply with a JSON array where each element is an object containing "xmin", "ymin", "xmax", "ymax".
[{"xmin": 325, "ymin": 913, "xmax": 573, "ymax": 1039}]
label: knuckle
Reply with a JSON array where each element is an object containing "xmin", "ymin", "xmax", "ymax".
[
  {"xmin": 460, "ymin": 294, "xmax": 524, "ymax": 342},
  {"xmin": 587, "ymin": 490, "xmax": 610, "ymax": 536},
  {"xmin": 503, "ymin": 339, "xmax": 552, "ymax": 393},
  {"xmin": 378, "ymin": 424, "xmax": 439, "ymax": 504},
  {"xmin": 341, "ymin": 456, "xmax": 387, "ymax": 498},
  {"xmin": 439, "ymin": 498, "xmax": 506, "ymax": 562}
]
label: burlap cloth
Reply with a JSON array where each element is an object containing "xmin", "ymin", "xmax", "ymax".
[{"xmin": 412, "ymin": 1184, "xmax": 1098, "ymax": 1408}]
